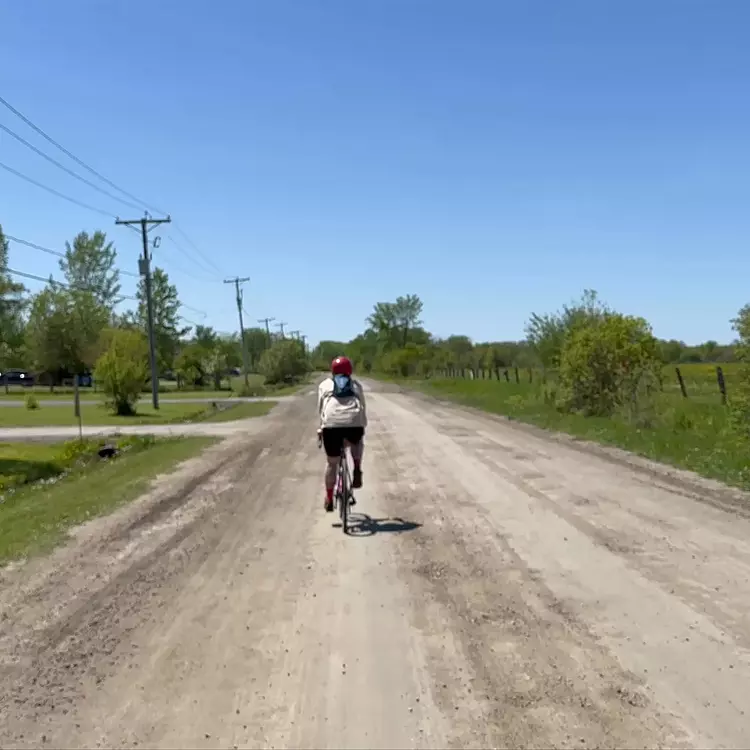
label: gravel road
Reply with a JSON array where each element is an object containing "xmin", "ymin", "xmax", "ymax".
[{"xmin": 1, "ymin": 380, "xmax": 748, "ymax": 748}]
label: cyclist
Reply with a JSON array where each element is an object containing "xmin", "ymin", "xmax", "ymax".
[{"xmin": 317, "ymin": 355, "xmax": 367, "ymax": 512}]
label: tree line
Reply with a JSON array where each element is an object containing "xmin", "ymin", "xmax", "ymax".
[
  {"xmin": 312, "ymin": 291, "xmax": 740, "ymax": 380},
  {"xmin": 312, "ymin": 290, "xmax": 750, "ymax": 422},
  {"xmin": 0, "ymin": 223, "xmax": 310, "ymax": 413}
]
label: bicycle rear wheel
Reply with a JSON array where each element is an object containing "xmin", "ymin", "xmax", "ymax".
[{"xmin": 339, "ymin": 449, "xmax": 348, "ymax": 534}]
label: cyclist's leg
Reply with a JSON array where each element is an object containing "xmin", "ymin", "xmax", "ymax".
[
  {"xmin": 321, "ymin": 428, "xmax": 343, "ymax": 512},
  {"xmin": 346, "ymin": 427, "xmax": 365, "ymax": 488}
]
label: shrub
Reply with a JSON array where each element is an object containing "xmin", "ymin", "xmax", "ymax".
[
  {"xmin": 94, "ymin": 328, "xmax": 149, "ymax": 416},
  {"xmin": 25, "ymin": 393, "xmax": 40, "ymax": 410},
  {"xmin": 557, "ymin": 312, "xmax": 662, "ymax": 417},
  {"xmin": 259, "ymin": 339, "xmax": 309, "ymax": 384}
]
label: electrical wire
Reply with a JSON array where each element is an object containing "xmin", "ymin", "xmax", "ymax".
[
  {"xmin": 170, "ymin": 226, "xmax": 226, "ymax": 277},
  {"xmin": 5, "ymin": 234, "xmax": 140, "ymax": 279},
  {"xmin": 0, "ymin": 160, "xmax": 114, "ymax": 218},
  {"xmin": 165, "ymin": 235, "xmax": 223, "ymax": 280},
  {"xmin": 0, "ymin": 94, "xmax": 165, "ymax": 215},
  {"xmin": 6, "ymin": 267, "xmax": 139, "ymax": 302},
  {"xmin": 0, "ymin": 122, "xmax": 144, "ymax": 212},
  {"xmin": 179, "ymin": 301, "xmax": 208, "ymax": 318}
]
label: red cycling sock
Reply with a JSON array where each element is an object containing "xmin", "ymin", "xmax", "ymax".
[{"xmin": 326, "ymin": 487, "xmax": 334, "ymax": 501}]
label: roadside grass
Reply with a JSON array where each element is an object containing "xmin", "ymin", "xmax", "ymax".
[
  {"xmin": 200, "ymin": 401, "xmax": 277, "ymax": 422},
  {"xmin": 0, "ymin": 398, "xmax": 278, "ymax": 428},
  {"xmin": 229, "ymin": 372, "xmax": 314, "ymax": 397},
  {"xmin": 0, "ymin": 402, "xmax": 209, "ymax": 427},
  {"xmin": 0, "ymin": 436, "xmax": 216, "ymax": 564},
  {"xmin": 391, "ymin": 376, "xmax": 750, "ymax": 490}
]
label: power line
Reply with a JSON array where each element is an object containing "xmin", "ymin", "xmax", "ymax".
[
  {"xmin": 164, "ymin": 235, "xmax": 222, "ymax": 280},
  {"xmin": 171, "ymin": 226, "xmax": 225, "ymax": 277},
  {"xmin": 0, "ymin": 160, "xmax": 114, "ymax": 218},
  {"xmin": 0, "ymin": 121, "xmax": 144, "ymax": 212},
  {"xmin": 6, "ymin": 266, "xmax": 139, "ymax": 302},
  {"xmin": 0, "ymin": 94, "xmax": 164, "ymax": 215},
  {"xmin": 179, "ymin": 301, "xmax": 208, "ymax": 318},
  {"xmin": 5, "ymin": 234, "xmax": 140, "ymax": 279}
]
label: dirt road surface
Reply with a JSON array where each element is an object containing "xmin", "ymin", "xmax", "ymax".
[{"xmin": 1, "ymin": 380, "xmax": 749, "ymax": 749}]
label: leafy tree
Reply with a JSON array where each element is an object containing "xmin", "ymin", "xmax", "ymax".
[
  {"xmin": 729, "ymin": 305, "xmax": 750, "ymax": 440},
  {"xmin": 525, "ymin": 289, "xmax": 609, "ymax": 369},
  {"xmin": 94, "ymin": 328, "xmax": 148, "ymax": 416},
  {"xmin": 311, "ymin": 340, "xmax": 349, "ymax": 370},
  {"xmin": 60, "ymin": 230, "xmax": 121, "ymax": 309},
  {"xmin": 557, "ymin": 312, "xmax": 661, "ymax": 417},
  {"xmin": 137, "ymin": 267, "xmax": 190, "ymax": 375},
  {"xmin": 366, "ymin": 294, "xmax": 425, "ymax": 350},
  {"xmin": 259, "ymin": 338, "xmax": 310, "ymax": 384},
  {"xmin": 25, "ymin": 285, "xmax": 109, "ymax": 386},
  {"xmin": 243, "ymin": 327, "xmax": 270, "ymax": 370},
  {"xmin": 175, "ymin": 341, "xmax": 209, "ymax": 388},
  {"xmin": 0, "ymin": 225, "xmax": 27, "ymax": 370}
]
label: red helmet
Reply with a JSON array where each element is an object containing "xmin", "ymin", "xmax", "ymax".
[{"xmin": 331, "ymin": 356, "xmax": 353, "ymax": 376}]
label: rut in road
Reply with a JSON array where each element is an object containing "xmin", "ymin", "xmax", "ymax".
[{"xmin": 1, "ymin": 384, "xmax": 749, "ymax": 748}]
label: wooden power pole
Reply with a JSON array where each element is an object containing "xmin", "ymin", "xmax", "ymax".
[{"xmin": 115, "ymin": 213, "xmax": 171, "ymax": 409}]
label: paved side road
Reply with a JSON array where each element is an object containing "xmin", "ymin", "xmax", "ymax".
[
  {"xmin": 0, "ymin": 419, "xmax": 268, "ymax": 442},
  {"xmin": 0, "ymin": 381, "xmax": 749, "ymax": 748}
]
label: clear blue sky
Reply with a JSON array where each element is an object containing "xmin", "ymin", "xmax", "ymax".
[{"xmin": 2, "ymin": 1, "xmax": 748, "ymax": 346}]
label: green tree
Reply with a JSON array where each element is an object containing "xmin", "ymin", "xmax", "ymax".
[
  {"xmin": 259, "ymin": 338, "xmax": 310, "ymax": 384},
  {"xmin": 0, "ymin": 225, "xmax": 27, "ymax": 371},
  {"xmin": 94, "ymin": 328, "xmax": 148, "ymax": 416},
  {"xmin": 557, "ymin": 312, "xmax": 661, "ymax": 417},
  {"xmin": 25, "ymin": 284, "xmax": 109, "ymax": 386},
  {"xmin": 137, "ymin": 267, "xmax": 190, "ymax": 375},
  {"xmin": 60, "ymin": 230, "xmax": 121, "ymax": 309},
  {"xmin": 311, "ymin": 340, "xmax": 349, "ymax": 370},
  {"xmin": 729, "ymin": 305, "xmax": 750, "ymax": 440},
  {"xmin": 525, "ymin": 289, "xmax": 609, "ymax": 370},
  {"xmin": 243, "ymin": 327, "xmax": 270, "ymax": 370},
  {"xmin": 393, "ymin": 294, "xmax": 424, "ymax": 347}
]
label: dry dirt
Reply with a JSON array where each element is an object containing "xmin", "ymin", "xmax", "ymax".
[{"xmin": 1, "ymin": 381, "xmax": 749, "ymax": 749}]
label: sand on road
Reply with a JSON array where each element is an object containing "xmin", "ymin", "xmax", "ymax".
[{"xmin": 1, "ymin": 381, "xmax": 749, "ymax": 749}]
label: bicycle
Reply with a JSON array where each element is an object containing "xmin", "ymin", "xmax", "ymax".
[{"xmin": 318, "ymin": 431, "xmax": 354, "ymax": 534}]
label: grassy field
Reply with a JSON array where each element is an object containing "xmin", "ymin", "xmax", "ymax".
[
  {"xmin": 0, "ymin": 436, "xmax": 216, "ymax": 563},
  {"xmin": 0, "ymin": 399, "xmax": 278, "ymax": 428},
  {"xmin": 392, "ymin": 361, "xmax": 750, "ymax": 490}
]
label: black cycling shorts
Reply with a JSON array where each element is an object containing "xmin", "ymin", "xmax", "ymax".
[{"xmin": 321, "ymin": 427, "xmax": 364, "ymax": 458}]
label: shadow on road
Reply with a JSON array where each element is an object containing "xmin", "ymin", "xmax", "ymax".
[{"xmin": 333, "ymin": 513, "xmax": 422, "ymax": 537}]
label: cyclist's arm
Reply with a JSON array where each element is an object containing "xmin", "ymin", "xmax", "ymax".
[
  {"xmin": 316, "ymin": 384, "xmax": 326, "ymax": 430},
  {"xmin": 357, "ymin": 382, "xmax": 368, "ymax": 428}
]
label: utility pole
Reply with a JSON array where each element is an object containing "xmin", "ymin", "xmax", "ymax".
[
  {"xmin": 257, "ymin": 316, "xmax": 275, "ymax": 344},
  {"xmin": 115, "ymin": 213, "xmax": 171, "ymax": 410},
  {"xmin": 276, "ymin": 321, "xmax": 287, "ymax": 339},
  {"xmin": 289, "ymin": 329, "xmax": 300, "ymax": 340},
  {"xmin": 300, "ymin": 334, "xmax": 307, "ymax": 353},
  {"xmin": 224, "ymin": 277, "xmax": 251, "ymax": 387}
]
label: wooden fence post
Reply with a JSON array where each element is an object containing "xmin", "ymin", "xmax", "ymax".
[
  {"xmin": 716, "ymin": 366, "xmax": 727, "ymax": 405},
  {"xmin": 514, "ymin": 367, "xmax": 520, "ymax": 384},
  {"xmin": 675, "ymin": 367, "xmax": 688, "ymax": 398},
  {"xmin": 504, "ymin": 369, "xmax": 510, "ymax": 382}
]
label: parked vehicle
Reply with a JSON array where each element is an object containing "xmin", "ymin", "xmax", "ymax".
[{"xmin": 0, "ymin": 369, "xmax": 35, "ymax": 387}]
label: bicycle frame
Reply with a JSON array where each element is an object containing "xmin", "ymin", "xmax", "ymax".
[
  {"xmin": 317, "ymin": 432, "xmax": 353, "ymax": 534},
  {"xmin": 335, "ymin": 443, "xmax": 352, "ymax": 533}
]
